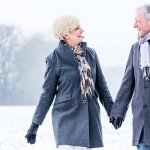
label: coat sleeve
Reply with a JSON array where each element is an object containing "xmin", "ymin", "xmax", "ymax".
[
  {"xmin": 32, "ymin": 56, "xmax": 57, "ymax": 125},
  {"xmin": 110, "ymin": 46, "xmax": 135, "ymax": 120},
  {"xmin": 95, "ymin": 52, "xmax": 114, "ymax": 116}
]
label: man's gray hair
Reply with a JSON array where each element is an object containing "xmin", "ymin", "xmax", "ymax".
[{"xmin": 136, "ymin": 4, "xmax": 150, "ymax": 20}]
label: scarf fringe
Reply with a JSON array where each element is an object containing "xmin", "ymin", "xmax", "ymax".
[
  {"xmin": 141, "ymin": 66, "xmax": 150, "ymax": 80},
  {"xmin": 139, "ymin": 33, "xmax": 150, "ymax": 80}
]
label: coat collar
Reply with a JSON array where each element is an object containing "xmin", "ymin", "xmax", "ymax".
[
  {"xmin": 138, "ymin": 32, "xmax": 150, "ymax": 45},
  {"xmin": 57, "ymin": 40, "xmax": 87, "ymax": 66}
]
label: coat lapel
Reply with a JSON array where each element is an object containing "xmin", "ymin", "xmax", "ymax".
[{"xmin": 57, "ymin": 40, "xmax": 87, "ymax": 66}]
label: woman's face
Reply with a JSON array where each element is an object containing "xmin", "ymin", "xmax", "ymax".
[{"xmin": 65, "ymin": 26, "xmax": 84, "ymax": 47}]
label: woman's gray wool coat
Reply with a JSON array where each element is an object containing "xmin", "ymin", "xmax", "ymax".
[
  {"xmin": 111, "ymin": 40, "xmax": 150, "ymax": 146},
  {"xmin": 32, "ymin": 40, "xmax": 113, "ymax": 148}
]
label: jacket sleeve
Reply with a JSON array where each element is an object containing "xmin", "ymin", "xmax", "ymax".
[
  {"xmin": 95, "ymin": 52, "xmax": 114, "ymax": 116},
  {"xmin": 110, "ymin": 46, "xmax": 135, "ymax": 120},
  {"xmin": 32, "ymin": 56, "xmax": 57, "ymax": 125}
]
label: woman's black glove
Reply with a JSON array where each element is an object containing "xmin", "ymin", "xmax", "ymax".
[
  {"xmin": 25, "ymin": 122, "xmax": 39, "ymax": 144},
  {"xmin": 110, "ymin": 116, "xmax": 123, "ymax": 129}
]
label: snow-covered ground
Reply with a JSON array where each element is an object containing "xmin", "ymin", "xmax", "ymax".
[{"xmin": 0, "ymin": 106, "xmax": 136, "ymax": 150}]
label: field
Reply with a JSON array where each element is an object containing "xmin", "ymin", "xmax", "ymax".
[{"xmin": 0, "ymin": 106, "xmax": 136, "ymax": 150}]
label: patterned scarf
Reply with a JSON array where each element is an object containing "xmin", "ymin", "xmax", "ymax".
[
  {"xmin": 73, "ymin": 44, "xmax": 95, "ymax": 103},
  {"xmin": 138, "ymin": 33, "xmax": 150, "ymax": 80}
]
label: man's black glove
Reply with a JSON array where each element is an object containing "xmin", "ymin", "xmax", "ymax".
[
  {"xmin": 110, "ymin": 116, "xmax": 123, "ymax": 129},
  {"xmin": 25, "ymin": 122, "xmax": 39, "ymax": 144}
]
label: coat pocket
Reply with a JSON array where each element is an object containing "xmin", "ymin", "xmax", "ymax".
[{"xmin": 55, "ymin": 93, "xmax": 71, "ymax": 104}]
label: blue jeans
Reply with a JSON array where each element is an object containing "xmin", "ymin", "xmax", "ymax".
[
  {"xmin": 137, "ymin": 129, "xmax": 150, "ymax": 150},
  {"xmin": 137, "ymin": 144, "xmax": 150, "ymax": 150}
]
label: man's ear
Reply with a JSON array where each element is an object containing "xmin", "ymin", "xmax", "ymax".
[{"xmin": 148, "ymin": 20, "xmax": 150, "ymax": 25}]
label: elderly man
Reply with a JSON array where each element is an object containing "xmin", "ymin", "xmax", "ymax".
[{"xmin": 110, "ymin": 4, "xmax": 150, "ymax": 150}]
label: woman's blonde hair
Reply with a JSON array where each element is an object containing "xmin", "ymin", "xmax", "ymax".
[{"xmin": 53, "ymin": 15, "xmax": 80, "ymax": 40}]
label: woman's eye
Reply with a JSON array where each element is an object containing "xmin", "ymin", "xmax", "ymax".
[{"xmin": 75, "ymin": 27, "xmax": 79, "ymax": 30}]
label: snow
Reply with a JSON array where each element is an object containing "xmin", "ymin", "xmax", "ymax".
[{"xmin": 0, "ymin": 106, "xmax": 136, "ymax": 150}]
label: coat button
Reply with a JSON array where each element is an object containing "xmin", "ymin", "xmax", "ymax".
[
  {"xmin": 143, "ymin": 105, "xmax": 148, "ymax": 108},
  {"xmin": 144, "ymin": 86, "xmax": 149, "ymax": 89}
]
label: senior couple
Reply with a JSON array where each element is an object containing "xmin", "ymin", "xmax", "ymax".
[{"xmin": 25, "ymin": 4, "xmax": 150, "ymax": 150}]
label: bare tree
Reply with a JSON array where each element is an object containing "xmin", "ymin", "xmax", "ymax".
[
  {"xmin": 0, "ymin": 25, "xmax": 23, "ymax": 105},
  {"xmin": 0, "ymin": 25, "xmax": 57, "ymax": 105},
  {"xmin": 16, "ymin": 34, "xmax": 56, "ymax": 105}
]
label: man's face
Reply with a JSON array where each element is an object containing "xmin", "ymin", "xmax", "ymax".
[{"xmin": 133, "ymin": 10, "xmax": 150, "ymax": 38}]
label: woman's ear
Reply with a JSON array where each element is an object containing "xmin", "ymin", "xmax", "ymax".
[
  {"xmin": 64, "ymin": 35, "xmax": 68, "ymax": 38},
  {"xmin": 64, "ymin": 35, "xmax": 70, "ymax": 40}
]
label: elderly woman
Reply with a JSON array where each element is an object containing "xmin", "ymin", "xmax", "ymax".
[{"xmin": 25, "ymin": 15, "xmax": 113, "ymax": 150}]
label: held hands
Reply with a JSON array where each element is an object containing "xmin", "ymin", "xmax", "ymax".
[
  {"xmin": 110, "ymin": 116, "xmax": 123, "ymax": 129},
  {"xmin": 25, "ymin": 122, "xmax": 39, "ymax": 144}
]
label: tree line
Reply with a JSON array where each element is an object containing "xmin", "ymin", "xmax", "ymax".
[
  {"xmin": 0, "ymin": 25, "xmax": 124, "ymax": 105},
  {"xmin": 0, "ymin": 25, "xmax": 57, "ymax": 105}
]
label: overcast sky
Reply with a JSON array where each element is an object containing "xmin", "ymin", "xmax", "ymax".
[{"xmin": 0, "ymin": 0, "xmax": 150, "ymax": 67}]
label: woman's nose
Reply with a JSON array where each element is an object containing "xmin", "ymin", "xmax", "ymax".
[{"xmin": 80, "ymin": 27, "xmax": 84, "ymax": 32}]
